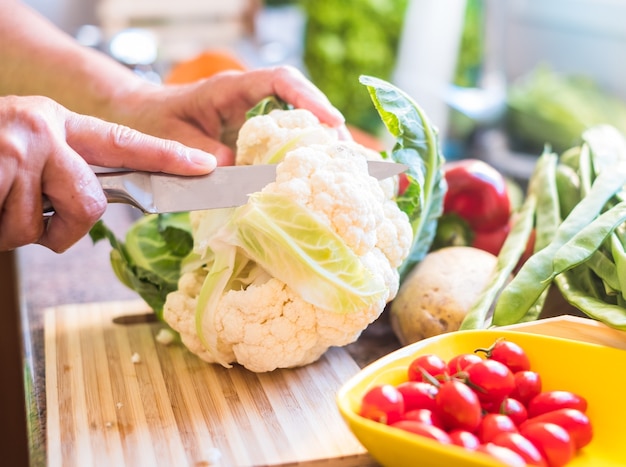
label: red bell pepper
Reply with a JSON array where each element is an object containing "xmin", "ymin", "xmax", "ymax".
[{"xmin": 433, "ymin": 159, "xmax": 512, "ymax": 255}]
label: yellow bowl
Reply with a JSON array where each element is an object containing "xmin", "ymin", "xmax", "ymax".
[{"xmin": 337, "ymin": 329, "xmax": 626, "ymax": 467}]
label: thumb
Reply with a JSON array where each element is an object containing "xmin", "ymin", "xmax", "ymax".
[{"xmin": 64, "ymin": 113, "xmax": 217, "ymax": 174}]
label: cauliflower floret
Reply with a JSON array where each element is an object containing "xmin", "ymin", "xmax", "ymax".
[
  {"xmin": 163, "ymin": 115, "xmax": 412, "ymax": 373},
  {"xmin": 236, "ymin": 108, "xmax": 339, "ymax": 165},
  {"xmin": 165, "ymin": 277, "xmax": 386, "ymax": 373},
  {"xmin": 268, "ymin": 142, "xmax": 411, "ymax": 277}
]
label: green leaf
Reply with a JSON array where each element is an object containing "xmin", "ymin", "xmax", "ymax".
[{"xmin": 359, "ymin": 75, "xmax": 446, "ymax": 280}]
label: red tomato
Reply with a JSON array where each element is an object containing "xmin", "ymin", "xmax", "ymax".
[
  {"xmin": 476, "ymin": 339, "xmax": 531, "ymax": 373},
  {"xmin": 397, "ymin": 173, "xmax": 410, "ymax": 196},
  {"xmin": 478, "ymin": 413, "xmax": 518, "ymax": 443},
  {"xmin": 359, "ymin": 384, "xmax": 404, "ymax": 425},
  {"xmin": 519, "ymin": 422, "xmax": 576, "ymax": 467},
  {"xmin": 496, "ymin": 398, "xmax": 528, "ymax": 426},
  {"xmin": 407, "ymin": 354, "xmax": 448, "ymax": 383},
  {"xmin": 449, "ymin": 429, "xmax": 480, "ymax": 450},
  {"xmin": 491, "ymin": 432, "xmax": 547, "ymax": 467},
  {"xmin": 465, "ymin": 359, "xmax": 516, "ymax": 403},
  {"xmin": 476, "ymin": 443, "xmax": 527, "ymax": 467},
  {"xmin": 390, "ymin": 420, "xmax": 452, "ymax": 444},
  {"xmin": 403, "ymin": 408, "xmax": 445, "ymax": 429},
  {"xmin": 447, "ymin": 353, "xmax": 483, "ymax": 376},
  {"xmin": 472, "ymin": 223, "xmax": 510, "ymax": 256},
  {"xmin": 510, "ymin": 371, "xmax": 542, "ymax": 405},
  {"xmin": 527, "ymin": 390, "xmax": 588, "ymax": 418},
  {"xmin": 435, "ymin": 380, "xmax": 482, "ymax": 432},
  {"xmin": 522, "ymin": 408, "xmax": 593, "ymax": 449},
  {"xmin": 395, "ymin": 381, "xmax": 438, "ymax": 412}
]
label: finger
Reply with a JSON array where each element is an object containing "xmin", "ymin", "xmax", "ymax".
[
  {"xmin": 266, "ymin": 66, "xmax": 346, "ymax": 127},
  {"xmin": 65, "ymin": 113, "xmax": 217, "ymax": 174},
  {"xmin": 217, "ymin": 66, "xmax": 345, "ymax": 128},
  {"xmin": 37, "ymin": 150, "xmax": 107, "ymax": 252},
  {"xmin": 0, "ymin": 168, "xmax": 46, "ymax": 251},
  {"xmin": 145, "ymin": 121, "xmax": 236, "ymax": 166}
]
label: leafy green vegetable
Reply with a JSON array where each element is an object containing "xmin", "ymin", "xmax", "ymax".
[
  {"xmin": 359, "ymin": 75, "xmax": 447, "ymax": 280},
  {"xmin": 245, "ymin": 96, "xmax": 291, "ymax": 120},
  {"xmin": 507, "ymin": 64, "xmax": 626, "ymax": 154},
  {"xmin": 89, "ymin": 213, "xmax": 193, "ymax": 319}
]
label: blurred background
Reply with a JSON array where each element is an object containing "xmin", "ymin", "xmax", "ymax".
[{"xmin": 24, "ymin": 0, "xmax": 626, "ymax": 183}]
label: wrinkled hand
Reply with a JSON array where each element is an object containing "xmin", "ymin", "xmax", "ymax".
[
  {"xmin": 112, "ymin": 65, "xmax": 349, "ymax": 166},
  {"xmin": 0, "ymin": 95, "xmax": 216, "ymax": 252}
]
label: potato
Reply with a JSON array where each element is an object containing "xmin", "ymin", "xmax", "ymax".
[{"xmin": 390, "ymin": 246, "xmax": 498, "ymax": 346}]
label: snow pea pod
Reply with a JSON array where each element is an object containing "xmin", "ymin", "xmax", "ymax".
[
  {"xmin": 459, "ymin": 191, "xmax": 537, "ymax": 330},
  {"xmin": 533, "ymin": 151, "xmax": 561, "ymax": 251},
  {"xmin": 555, "ymin": 269, "xmax": 626, "ymax": 330},
  {"xmin": 493, "ymin": 164, "xmax": 626, "ymax": 326},
  {"xmin": 586, "ymin": 249, "xmax": 621, "ymax": 294},
  {"xmin": 555, "ymin": 163, "xmax": 580, "ymax": 219},
  {"xmin": 550, "ymin": 201, "xmax": 626, "ymax": 277},
  {"xmin": 610, "ymin": 234, "xmax": 626, "ymax": 299}
]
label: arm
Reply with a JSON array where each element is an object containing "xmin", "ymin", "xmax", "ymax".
[
  {"xmin": 0, "ymin": 0, "xmax": 347, "ymax": 165},
  {"xmin": 0, "ymin": 0, "xmax": 146, "ymax": 118}
]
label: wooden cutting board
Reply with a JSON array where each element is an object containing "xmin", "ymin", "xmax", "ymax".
[{"xmin": 44, "ymin": 300, "xmax": 374, "ymax": 467}]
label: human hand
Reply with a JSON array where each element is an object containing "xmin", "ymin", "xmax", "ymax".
[
  {"xmin": 0, "ymin": 95, "xmax": 216, "ymax": 252},
  {"xmin": 109, "ymin": 65, "xmax": 349, "ymax": 166}
]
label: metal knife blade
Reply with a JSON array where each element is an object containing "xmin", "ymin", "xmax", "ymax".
[{"xmin": 43, "ymin": 161, "xmax": 407, "ymax": 214}]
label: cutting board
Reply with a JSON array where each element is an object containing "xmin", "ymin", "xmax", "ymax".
[{"xmin": 44, "ymin": 300, "xmax": 374, "ymax": 467}]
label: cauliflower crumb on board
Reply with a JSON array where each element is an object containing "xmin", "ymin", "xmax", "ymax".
[
  {"xmin": 155, "ymin": 327, "xmax": 177, "ymax": 345},
  {"xmin": 130, "ymin": 352, "xmax": 141, "ymax": 364}
]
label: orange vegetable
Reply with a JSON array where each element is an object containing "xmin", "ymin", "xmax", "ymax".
[{"xmin": 165, "ymin": 49, "xmax": 247, "ymax": 84}]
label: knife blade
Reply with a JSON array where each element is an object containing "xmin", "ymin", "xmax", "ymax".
[{"xmin": 42, "ymin": 161, "xmax": 407, "ymax": 214}]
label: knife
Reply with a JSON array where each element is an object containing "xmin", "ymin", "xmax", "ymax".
[{"xmin": 42, "ymin": 161, "xmax": 407, "ymax": 214}]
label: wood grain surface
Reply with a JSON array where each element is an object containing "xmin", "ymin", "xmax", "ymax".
[{"xmin": 45, "ymin": 300, "xmax": 375, "ymax": 467}]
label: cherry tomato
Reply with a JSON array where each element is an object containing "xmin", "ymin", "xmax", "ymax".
[
  {"xmin": 447, "ymin": 353, "xmax": 483, "ymax": 376},
  {"xmin": 465, "ymin": 359, "xmax": 515, "ymax": 403},
  {"xmin": 527, "ymin": 390, "xmax": 588, "ymax": 418},
  {"xmin": 477, "ymin": 413, "xmax": 518, "ymax": 443},
  {"xmin": 407, "ymin": 354, "xmax": 448, "ymax": 383},
  {"xmin": 359, "ymin": 384, "xmax": 404, "ymax": 425},
  {"xmin": 475, "ymin": 338, "xmax": 531, "ymax": 373},
  {"xmin": 495, "ymin": 398, "xmax": 528, "ymax": 426},
  {"xmin": 519, "ymin": 422, "xmax": 576, "ymax": 467},
  {"xmin": 491, "ymin": 432, "xmax": 547, "ymax": 467},
  {"xmin": 510, "ymin": 370, "xmax": 542, "ymax": 405},
  {"xmin": 403, "ymin": 408, "xmax": 444, "ymax": 429},
  {"xmin": 449, "ymin": 430, "xmax": 480, "ymax": 450},
  {"xmin": 435, "ymin": 380, "xmax": 482, "ymax": 432},
  {"xmin": 396, "ymin": 381, "xmax": 438, "ymax": 412},
  {"xmin": 522, "ymin": 408, "xmax": 592, "ymax": 449},
  {"xmin": 390, "ymin": 420, "xmax": 452, "ymax": 444},
  {"xmin": 476, "ymin": 443, "xmax": 527, "ymax": 467}
]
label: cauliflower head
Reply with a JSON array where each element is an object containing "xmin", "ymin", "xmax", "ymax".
[
  {"xmin": 163, "ymin": 112, "xmax": 412, "ymax": 373},
  {"xmin": 236, "ymin": 108, "xmax": 338, "ymax": 165}
]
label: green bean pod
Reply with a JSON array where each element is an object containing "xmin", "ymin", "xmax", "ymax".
[
  {"xmin": 555, "ymin": 269, "xmax": 626, "ymax": 330},
  {"xmin": 551, "ymin": 201, "xmax": 626, "ymax": 277},
  {"xmin": 493, "ymin": 164, "xmax": 626, "ymax": 326}
]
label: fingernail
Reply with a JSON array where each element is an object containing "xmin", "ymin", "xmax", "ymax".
[{"xmin": 188, "ymin": 149, "xmax": 217, "ymax": 170}]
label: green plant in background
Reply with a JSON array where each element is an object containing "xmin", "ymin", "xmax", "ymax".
[
  {"xmin": 507, "ymin": 64, "xmax": 626, "ymax": 154},
  {"xmin": 453, "ymin": 0, "xmax": 485, "ymax": 89},
  {"xmin": 300, "ymin": 0, "xmax": 409, "ymax": 135}
]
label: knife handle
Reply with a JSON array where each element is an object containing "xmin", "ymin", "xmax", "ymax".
[{"xmin": 42, "ymin": 171, "xmax": 151, "ymax": 215}]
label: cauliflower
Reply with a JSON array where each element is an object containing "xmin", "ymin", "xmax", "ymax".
[
  {"xmin": 236, "ymin": 108, "xmax": 339, "ymax": 165},
  {"xmin": 163, "ymin": 110, "xmax": 412, "ymax": 372}
]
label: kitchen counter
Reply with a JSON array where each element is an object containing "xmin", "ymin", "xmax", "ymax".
[{"xmin": 16, "ymin": 205, "xmax": 402, "ymax": 466}]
